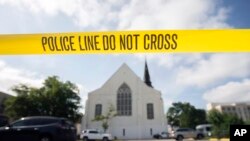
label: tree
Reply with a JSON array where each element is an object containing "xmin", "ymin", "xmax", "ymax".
[
  {"xmin": 167, "ymin": 102, "xmax": 207, "ymax": 128},
  {"xmin": 92, "ymin": 104, "xmax": 117, "ymax": 133},
  {"xmin": 207, "ymin": 109, "xmax": 244, "ymax": 138},
  {"xmin": 193, "ymin": 109, "xmax": 207, "ymax": 125},
  {"xmin": 4, "ymin": 76, "xmax": 82, "ymax": 122},
  {"xmin": 244, "ymin": 119, "xmax": 250, "ymax": 125}
]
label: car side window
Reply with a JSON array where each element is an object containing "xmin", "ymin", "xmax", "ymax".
[
  {"xmin": 188, "ymin": 128, "xmax": 194, "ymax": 131},
  {"xmin": 206, "ymin": 127, "xmax": 211, "ymax": 131},
  {"xmin": 61, "ymin": 120, "xmax": 69, "ymax": 128},
  {"xmin": 177, "ymin": 129, "xmax": 185, "ymax": 132},
  {"xmin": 198, "ymin": 128, "xmax": 203, "ymax": 132},
  {"xmin": 27, "ymin": 119, "xmax": 42, "ymax": 126},
  {"xmin": 41, "ymin": 119, "xmax": 58, "ymax": 125},
  {"xmin": 62, "ymin": 120, "xmax": 73, "ymax": 127},
  {"xmin": 177, "ymin": 128, "xmax": 191, "ymax": 132},
  {"xmin": 89, "ymin": 131, "xmax": 98, "ymax": 134},
  {"xmin": 66, "ymin": 120, "xmax": 74, "ymax": 127},
  {"xmin": 11, "ymin": 120, "xmax": 29, "ymax": 127}
]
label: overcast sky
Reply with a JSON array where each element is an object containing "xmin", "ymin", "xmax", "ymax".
[{"xmin": 0, "ymin": 0, "xmax": 250, "ymax": 113}]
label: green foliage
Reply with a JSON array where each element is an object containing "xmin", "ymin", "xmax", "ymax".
[
  {"xmin": 4, "ymin": 76, "xmax": 82, "ymax": 122},
  {"xmin": 207, "ymin": 109, "xmax": 244, "ymax": 138},
  {"xmin": 167, "ymin": 102, "xmax": 207, "ymax": 128},
  {"xmin": 92, "ymin": 104, "xmax": 117, "ymax": 132},
  {"xmin": 244, "ymin": 119, "xmax": 250, "ymax": 125}
]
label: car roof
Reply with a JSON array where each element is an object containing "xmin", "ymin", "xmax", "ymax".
[
  {"xmin": 177, "ymin": 128, "xmax": 193, "ymax": 130},
  {"xmin": 86, "ymin": 129, "xmax": 98, "ymax": 130},
  {"xmin": 84, "ymin": 129, "xmax": 99, "ymax": 131},
  {"xmin": 196, "ymin": 124, "xmax": 212, "ymax": 128},
  {"xmin": 19, "ymin": 116, "xmax": 66, "ymax": 121}
]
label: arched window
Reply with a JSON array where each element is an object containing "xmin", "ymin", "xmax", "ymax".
[{"xmin": 117, "ymin": 83, "xmax": 132, "ymax": 116}]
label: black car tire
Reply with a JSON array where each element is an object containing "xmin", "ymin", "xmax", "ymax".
[
  {"xmin": 40, "ymin": 136, "xmax": 51, "ymax": 141},
  {"xmin": 83, "ymin": 137, "xmax": 88, "ymax": 141},
  {"xmin": 176, "ymin": 135, "xmax": 184, "ymax": 141},
  {"xmin": 159, "ymin": 135, "xmax": 162, "ymax": 139},
  {"xmin": 103, "ymin": 137, "xmax": 108, "ymax": 141}
]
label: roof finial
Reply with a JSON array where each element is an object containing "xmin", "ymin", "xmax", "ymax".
[{"xmin": 143, "ymin": 58, "xmax": 153, "ymax": 87}]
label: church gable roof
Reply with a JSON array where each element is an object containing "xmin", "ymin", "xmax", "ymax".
[
  {"xmin": 89, "ymin": 63, "xmax": 159, "ymax": 94},
  {"xmin": 101, "ymin": 63, "xmax": 140, "ymax": 87}
]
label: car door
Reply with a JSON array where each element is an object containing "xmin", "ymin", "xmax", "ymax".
[
  {"xmin": 179, "ymin": 128, "xmax": 187, "ymax": 138},
  {"xmin": 89, "ymin": 130, "xmax": 100, "ymax": 140},
  {"xmin": 97, "ymin": 130, "xmax": 104, "ymax": 140},
  {"xmin": 11, "ymin": 119, "xmax": 39, "ymax": 141},
  {"xmin": 187, "ymin": 128, "xmax": 196, "ymax": 138},
  {"xmin": 22, "ymin": 119, "xmax": 41, "ymax": 141},
  {"xmin": 161, "ymin": 132, "xmax": 168, "ymax": 138},
  {"xmin": 65, "ymin": 120, "xmax": 77, "ymax": 141},
  {"xmin": 60, "ymin": 119, "xmax": 77, "ymax": 141},
  {"xmin": 8, "ymin": 119, "xmax": 29, "ymax": 141},
  {"xmin": 88, "ymin": 130, "xmax": 96, "ymax": 140}
]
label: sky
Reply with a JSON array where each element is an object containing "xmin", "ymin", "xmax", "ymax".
[{"xmin": 0, "ymin": 0, "xmax": 250, "ymax": 113}]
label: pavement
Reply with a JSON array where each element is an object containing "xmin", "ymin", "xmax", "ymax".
[
  {"xmin": 77, "ymin": 139, "xmax": 209, "ymax": 141},
  {"xmin": 124, "ymin": 139, "xmax": 208, "ymax": 141}
]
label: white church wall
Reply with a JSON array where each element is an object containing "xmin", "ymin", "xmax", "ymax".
[{"xmin": 83, "ymin": 64, "xmax": 167, "ymax": 139}]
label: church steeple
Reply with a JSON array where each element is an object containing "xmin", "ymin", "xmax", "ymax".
[{"xmin": 143, "ymin": 59, "xmax": 153, "ymax": 87}]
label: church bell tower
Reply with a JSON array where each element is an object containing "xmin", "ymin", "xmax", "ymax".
[{"xmin": 143, "ymin": 59, "xmax": 153, "ymax": 87}]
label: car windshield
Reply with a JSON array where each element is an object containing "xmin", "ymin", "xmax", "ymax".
[{"xmin": 177, "ymin": 128, "xmax": 194, "ymax": 132}]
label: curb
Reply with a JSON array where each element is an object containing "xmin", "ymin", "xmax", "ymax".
[{"xmin": 209, "ymin": 138, "xmax": 229, "ymax": 141}]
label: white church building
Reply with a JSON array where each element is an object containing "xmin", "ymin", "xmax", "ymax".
[{"xmin": 82, "ymin": 62, "xmax": 167, "ymax": 139}]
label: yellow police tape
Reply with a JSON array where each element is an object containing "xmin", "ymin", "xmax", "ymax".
[{"xmin": 0, "ymin": 29, "xmax": 249, "ymax": 54}]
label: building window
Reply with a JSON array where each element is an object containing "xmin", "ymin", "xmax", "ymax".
[
  {"xmin": 222, "ymin": 107, "xmax": 225, "ymax": 111},
  {"xmin": 123, "ymin": 128, "xmax": 126, "ymax": 136},
  {"xmin": 117, "ymin": 83, "xmax": 132, "ymax": 116},
  {"xmin": 95, "ymin": 104, "xmax": 102, "ymax": 117},
  {"xmin": 147, "ymin": 103, "xmax": 154, "ymax": 119}
]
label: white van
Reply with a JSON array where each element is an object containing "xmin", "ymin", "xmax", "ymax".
[{"xmin": 196, "ymin": 124, "xmax": 212, "ymax": 137}]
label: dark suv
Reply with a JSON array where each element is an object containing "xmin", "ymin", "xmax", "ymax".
[{"xmin": 0, "ymin": 116, "xmax": 77, "ymax": 141}]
